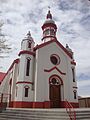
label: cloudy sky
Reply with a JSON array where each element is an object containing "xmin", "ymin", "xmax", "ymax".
[{"xmin": 0, "ymin": 0, "xmax": 90, "ymax": 97}]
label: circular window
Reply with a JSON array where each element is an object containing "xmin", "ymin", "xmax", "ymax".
[{"xmin": 50, "ymin": 54, "xmax": 60, "ymax": 65}]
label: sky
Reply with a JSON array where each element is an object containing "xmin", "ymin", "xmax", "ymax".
[{"xmin": 0, "ymin": 0, "xmax": 90, "ymax": 97}]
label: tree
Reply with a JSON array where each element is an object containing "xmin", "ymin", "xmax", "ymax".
[
  {"xmin": 0, "ymin": 20, "xmax": 11, "ymax": 70},
  {"xmin": 0, "ymin": 20, "xmax": 11, "ymax": 58}
]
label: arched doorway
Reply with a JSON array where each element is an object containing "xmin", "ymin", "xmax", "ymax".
[{"xmin": 49, "ymin": 75, "xmax": 63, "ymax": 108}]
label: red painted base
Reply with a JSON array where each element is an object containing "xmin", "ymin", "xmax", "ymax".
[
  {"xmin": 0, "ymin": 101, "xmax": 79, "ymax": 108},
  {"xmin": 13, "ymin": 101, "xmax": 33, "ymax": 108}
]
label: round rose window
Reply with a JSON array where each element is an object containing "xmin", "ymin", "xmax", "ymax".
[{"xmin": 50, "ymin": 54, "xmax": 60, "ymax": 65}]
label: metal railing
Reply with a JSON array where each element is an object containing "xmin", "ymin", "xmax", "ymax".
[{"xmin": 65, "ymin": 100, "xmax": 76, "ymax": 120}]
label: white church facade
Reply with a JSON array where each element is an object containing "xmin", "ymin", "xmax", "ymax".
[{"xmin": 0, "ymin": 11, "xmax": 79, "ymax": 108}]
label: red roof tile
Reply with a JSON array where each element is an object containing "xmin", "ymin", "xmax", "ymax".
[{"xmin": 0, "ymin": 72, "xmax": 6, "ymax": 84}]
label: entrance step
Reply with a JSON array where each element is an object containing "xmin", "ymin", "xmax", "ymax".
[
  {"xmin": 0, "ymin": 108, "xmax": 69, "ymax": 120},
  {"xmin": 75, "ymin": 108, "xmax": 90, "ymax": 120},
  {"xmin": 0, "ymin": 108, "xmax": 90, "ymax": 120}
]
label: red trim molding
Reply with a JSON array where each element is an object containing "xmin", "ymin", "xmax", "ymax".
[
  {"xmin": 44, "ymin": 66, "xmax": 66, "ymax": 75},
  {"xmin": 16, "ymin": 81, "xmax": 33, "ymax": 85},
  {"xmin": 9, "ymin": 59, "xmax": 19, "ymax": 71},
  {"xmin": 34, "ymin": 39, "xmax": 54, "ymax": 51},
  {"xmin": 42, "ymin": 23, "xmax": 57, "ymax": 30},
  {"xmin": 18, "ymin": 50, "xmax": 35, "ymax": 56},
  {"xmin": 55, "ymin": 40, "xmax": 72, "ymax": 59},
  {"xmin": 42, "ymin": 36, "xmax": 56, "ymax": 41},
  {"xmin": 34, "ymin": 39, "xmax": 72, "ymax": 59},
  {"xmin": 71, "ymin": 61, "xmax": 76, "ymax": 65}
]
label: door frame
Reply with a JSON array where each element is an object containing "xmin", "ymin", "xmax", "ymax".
[{"xmin": 49, "ymin": 74, "xmax": 63, "ymax": 108}]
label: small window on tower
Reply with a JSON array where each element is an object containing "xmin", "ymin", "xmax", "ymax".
[
  {"xmin": 24, "ymin": 86, "xmax": 29, "ymax": 97},
  {"xmin": 50, "ymin": 29, "xmax": 55, "ymax": 36},
  {"xmin": 28, "ymin": 42, "xmax": 31, "ymax": 48},
  {"xmin": 16, "ymin": 86, "xmax": 18, "ymax": 97},
  {"xmin": 44, "ymin": 29, "xmax": 49, "ymax": 36},
  {"xmin": 26, "ymin": 58, "xmax": 31, "ymax": 76},
  {"xmin": 72, "ymin": 68, "xmax": 75, "ymax": 82},
  {"xmin": 73, "ymin": 91, "xmax": 77, "ymax": 99}
]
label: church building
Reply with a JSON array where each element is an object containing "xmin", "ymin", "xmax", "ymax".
[{"xmin": 0, "ymin": 10, "xmax": 79, "ymax": 108}]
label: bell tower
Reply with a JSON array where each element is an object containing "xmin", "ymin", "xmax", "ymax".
[
  {"xmin": 21, "ymin": 31, "xmax": 35, "ymax": 51},
  {"xmin": 42, "ymin": 10, "xmax": 57, "ymax": 42},
  {"xmin": 14, "ymin": 31, "xmax": 35, "ymax": 107}
]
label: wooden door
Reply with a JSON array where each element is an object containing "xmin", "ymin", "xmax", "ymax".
[{"xmin": 50, "ymin": 85, "xmax": 61, "ymax": 108}]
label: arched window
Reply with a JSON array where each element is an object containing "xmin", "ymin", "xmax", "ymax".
[
  {"xmin": 26, "ymin": 58, "xmax": 31, "ymax": 76},
  {"xmin": 28, "ymin": 42, "xmax": 31, "ymax": 48},
  {"xmin": 73, "ymin": 90, "xmax": 77, "ymax": 99},
  {"xmin": 16, "ymin": 86, "xmax": 18, "ymax": 97},
  {"xmin": 50, "ymin": 29, "xmax": 55, "ymax": 36},
  {"xmin": 72, "ymin": 68, "xmax": 75, "ymax": 82},
  {"xmin": 24, "ymin": 86, "xmax": 29, "ymax": 97},
  {"xmin": 44, "ymin": 29, "xmax": 50, "ymax": 36}
]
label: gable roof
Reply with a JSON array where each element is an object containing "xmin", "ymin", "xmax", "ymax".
[
  {"xmin": 34, "ymin": 39, "xmax": 72, "ymax": 59},
  {"xmin": 0, "ymin": 72, "xmax": 6, "ymax": 84},
  {"xmin": 0, "ymin": 59, "xmax": 19, "ymax": 85}
]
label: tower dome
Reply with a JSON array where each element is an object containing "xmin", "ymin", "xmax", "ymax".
[
  {"xmin": 42, "ymin": 10, "xmax": 57, "ymax": 42},
  {"xmin": 21, "ymin": 31, "xmax": 35, "ymax": 51}
]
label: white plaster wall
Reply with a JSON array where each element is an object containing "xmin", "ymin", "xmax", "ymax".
[
  {"xmin": 16, "ymin": 53, "xmax": 35, "ymax": 102},
  {"xmin": 15, "ymin": 84, "xmax": 34, "ymax": 101},
  {"xmin": 0, "ymin": 68, "xmax": 14, "ymax": 104},
  {"xmin": 18, "ymin": 54, "xmax": 34, "ymax": 83},
  {"xmin": 21, "ymin": 40, "xmax": 27, "ymax": 50},
  {"xmin": 11, "ymin": 63, "xmax": 19, "ymax": 101},
  {"xmin": 34, "ymin": 42, "xmax": 78, "ymax": 103}
]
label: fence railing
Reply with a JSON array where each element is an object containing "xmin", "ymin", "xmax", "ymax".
[{"xmin": 65, "ymin": 100, "xmax": 76, "ymax": 120}]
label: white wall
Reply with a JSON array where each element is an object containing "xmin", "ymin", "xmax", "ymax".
[
  {"xmin": 16, "ymin": 52, "xmax": 35, "ymax": 102},
  {"xmin": 34, "ymin": 42, "xmax": 78, "ymax": 103}
]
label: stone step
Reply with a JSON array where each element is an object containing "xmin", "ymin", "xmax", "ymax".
[
  {"xmin": 0, "ymin": 112, "xmax": 69, "ymax": 117},
  {"xmin": 0, "ymin": 113, "xmax": 69, "ymax": 119},
  {"xmin": 1, "ymin": 108, "xmax": 90, "ymax": 120},
  {"xmin": 0, "ymin": 108, "xmax": 69, "ymax": 120},
  {"xmin": 6, "ymin": 108, "xmax": 67, "ymax": 113},
  {"xmin": 4, "ymin": 110, "xmax": 68, "ymax": 114},
  {"xmin": 76, "ymin": 117, "xmax": 90, "ymax": 120},
  {"xmin": 0, "ymin": 115, "xmax": 69, "ymax": 120},
  {"xmin": 2, "ymin": 111, "xmax": 69, "ymax": 117},
  {"xmin": 75, "ymin": 108, "xmax": 90, "ymax": 120}
]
